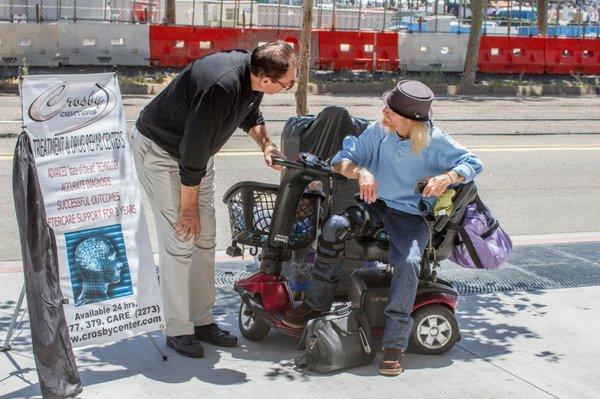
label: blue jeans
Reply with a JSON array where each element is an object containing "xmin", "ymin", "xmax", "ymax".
[{"xmin": 305, "ymin": 201, "xmax": 429, "ymax": 350}]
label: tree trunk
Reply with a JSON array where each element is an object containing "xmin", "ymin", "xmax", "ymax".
[
  {"xmin": 537, "ymin": 0, "xmax": 548, "ymax": 35},
  {"xmin": 295, "ymin": 0, "xmax": 313, "ymax": 116},
  {"xmin": 165, "ymin": 0, "xmax": 176, "ymax": 25},
  {"xmin": 461, "ymin": 0, "xmax": 485, "ymax": 87}
]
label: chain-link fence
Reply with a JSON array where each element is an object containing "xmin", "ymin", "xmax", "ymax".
[
  {"xmin": 482, "ymin": 0, "xmax": 600, "ymax": 38},
  {"xmin": 0, "ymin": 0, "xmax": 163, "ymax": 23},
  {"xmin": 0, "ymin": 0, "xmax": 598, "ymax": 38},
  {"xmin": 168, "ymin": 0, "xmax": 464, "ymax": 31}
]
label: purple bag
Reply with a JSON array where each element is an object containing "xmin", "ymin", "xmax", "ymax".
[{"xmin": 449, "ymin": 197, "xmax": 513, "ymax": 270}]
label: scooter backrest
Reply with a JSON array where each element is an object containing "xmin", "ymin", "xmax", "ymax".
[{"xmin": 430, "ymin": 182, "xmax": 479, "ymax": 261}]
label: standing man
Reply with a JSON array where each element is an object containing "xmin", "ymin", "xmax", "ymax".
[{"xmin": 132, "ymin": 41, "xmax": 296, "ymax": 358}]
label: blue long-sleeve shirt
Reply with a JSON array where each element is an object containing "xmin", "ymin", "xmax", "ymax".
[{"xmin": 331, "ymin": 121, "xmax": 483, "ymax": 215}]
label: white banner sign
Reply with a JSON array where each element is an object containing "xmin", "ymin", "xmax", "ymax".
[{"xmin": 19, "ymin": 73, "xmax": 164, "ymax": 347}]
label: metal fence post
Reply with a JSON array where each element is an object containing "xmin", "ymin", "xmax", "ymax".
[
  {"xmin": 517, "ymin": 0, "xmax": 522, "ymax": 36},
  {"xmin": 233, "ymin": 0, "xmax": 237, "ymax": 27},
  {"xmin": 74, "ymin": 0, "xmax": 77, "ymax": 22},
  {"xmin": 250, "ymin": 0, "xmax": 254, "ymax": 28},
  {"xmin": 507, "ymin": 0, "xmax": 512, "ymax": 37},
  {"xmin": 149, "ymin": 0, "xmax": 153, "ymax": 24},
  {"xmin": 528, "ymin": 0, "xmax": 533, "ymax": 36},
  {"xmin": 409, "ymin": 0, "xmax": 414, "ymax": 33},
  {"xmin": 457, "ymin": 0, "xmax": 462, "ymax": 33},
  {"xmin": 482, "ymin": 0, "xmax": 487, "ymax": 36},
  {"xmin": 317, "ymin": 0, "xmax": 322, "ymax": 28},
  {"xmin": 332, "ymin": 0, "xmax": 336, "ymax": 31},
  {"xmin": 554, "ymin": 1, "xmax": 559, "ymax": 38},
  {"xmin": 276, "ymin": 0, "xmax": 281, "ymax": 28},
  {"xmin": 357, "ymin": 0, "xmax": 362, "ymax": 31},
  {"xmin": 597, "ymin": 2, "xmax": 599, "ymax": 39},
  {"xmin": 434, "ymin": 0, "xmax": 438, "ymax": 33},
  {"xmin": 191, "ymin": 0, "xmax": 196, "ymax": 26},
  {"xmin": 382, "ymin": 3, "xmax": 387, "ymax": 32},
  {"xmin": 219, "ymin": 0, "xmax": 224, "ymax": 27},
  {"xmin": 579, "ymin": 4, "xmax": 584, "ymax": 38}
]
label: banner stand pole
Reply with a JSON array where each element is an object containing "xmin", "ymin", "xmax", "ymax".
[
  {"xmin": 1, "ymin": 284, "xmax": 26, "ymax": 352},
  {"xmin": 1, "ymin": 284, "xmax": 168, "ymax": 361},
  {"xmin": 146, "ymin": 334, "xmax": 168, "ymax": 361}
]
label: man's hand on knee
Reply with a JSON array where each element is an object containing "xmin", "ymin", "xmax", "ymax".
[{"xmin": 173, "ymin": 206, "xmax": 201, "ymax": 242}]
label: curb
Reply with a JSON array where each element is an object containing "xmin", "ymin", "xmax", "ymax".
[
  {"xmin": 0, "ymin": 82, "xmax": 169, "ymax": 95},
  {"xmin": 1, "ymin": 80, "xmax": 598, "ymax": 97},
  {"xmin": 119, "ymin": 83, "xmax": 169, "ymax": 95},
  {"xmin": 3, "ymin": 233, "xmax": 600, "ymax": 274},
  {"xmin": 308, "ymin": 81, "xmax": 600, "ymax": 96}
]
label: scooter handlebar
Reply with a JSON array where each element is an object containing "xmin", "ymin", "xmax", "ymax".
[
  {"xmin": 271, "ymin": 158, "xmax": 303, "ymax": 169},
  {"xmin": 272, "ymin": 157, "xmax": 348, "ymax": 181}
]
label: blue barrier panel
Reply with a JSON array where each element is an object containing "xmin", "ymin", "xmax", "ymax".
[
  {"xmin": 518, "ymin": 26, "xmax": 599, "ymax": 38},
  {"xmin": 406, "ymin": 22, "xmax": 427, "ymax": 33}
]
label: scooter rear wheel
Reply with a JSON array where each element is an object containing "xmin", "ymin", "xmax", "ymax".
[
  {"xmin": 409, "ymin": 305, "xmax": 459, "ymax": 355},
  {"xmin": 238, "ymin": 301, "xmax": 271, "ymax": 341}
]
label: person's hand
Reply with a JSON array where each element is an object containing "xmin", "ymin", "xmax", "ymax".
[
  {"xmin": 173, "ymin": 206, "xmax": 200, "ymax": 242},
  {"xmin": 357, "ymin": 168, "xmax": 378, "ymax": 204},
  {"xmin": 263, "ymin": 144, "xmax": 285, "ymax": 171},
  {"xmin": 422, "ymin": 174, "xmax": 452, "ymax": 198},
  {"xmin": 308, "ymin": 180, "xmax": 324, "ymax": 191}
]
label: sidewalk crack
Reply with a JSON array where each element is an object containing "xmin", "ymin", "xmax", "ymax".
[{"xmin": 456, "ymin": 343, "xmax": 561, "ymax": 399}]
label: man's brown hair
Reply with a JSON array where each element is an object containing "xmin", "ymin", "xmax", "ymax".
[{"xmin": 250, "ymin": 40, "xmax": 296, "ymax": 80}]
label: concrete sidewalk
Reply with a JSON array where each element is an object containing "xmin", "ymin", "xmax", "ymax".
[{"xmin": 1, "ymin": 257, "xmax": 600, "ymax": 399}]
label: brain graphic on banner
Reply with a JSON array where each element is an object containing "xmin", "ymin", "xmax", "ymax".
[
  {"xmin": 19, "ymin": 73, "xmax": 164, "ymax": 347},
  {"xmin": 65, "ymin": 225, "xmax": 133, "ymax": 307}
]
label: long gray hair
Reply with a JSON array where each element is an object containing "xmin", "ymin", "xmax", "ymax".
[
  {"xmin": 380, "ymin": 118, "xmax": 430, "ymax": 154},
  {"xmin": 409, "ymin": 121, "xmax": 430, "ymax": 154}
]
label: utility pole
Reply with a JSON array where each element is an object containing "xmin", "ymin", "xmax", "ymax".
[
  {"xmin": 295, "ymin": 0, "xmax": 313, "ymax": 116},
  {"xmin": 461, "ymin": 0, "xmax": 485, "ymax": 87}
]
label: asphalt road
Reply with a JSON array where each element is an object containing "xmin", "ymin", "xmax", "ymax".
[{"xmin": 1, "ymin": 93, "xmax": 599, "ymax": 260}]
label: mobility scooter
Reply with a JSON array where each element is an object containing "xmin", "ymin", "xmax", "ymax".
[{"xmin": 224, "ymin": 152, "xmax": 477, "ymax": 354}]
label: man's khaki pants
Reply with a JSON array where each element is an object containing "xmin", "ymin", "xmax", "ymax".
[{"xmin": 131, "ymin": 126, "xmax": 216, "ymax": 337}]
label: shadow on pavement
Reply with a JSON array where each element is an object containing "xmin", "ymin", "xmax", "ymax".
[
  {"xmin": 1, "ymin": 284, "xmax": 556, "ymax": 397},
  {"xmin": 454, "ymin": 290, "xmax": 564, "ymax": 362}
]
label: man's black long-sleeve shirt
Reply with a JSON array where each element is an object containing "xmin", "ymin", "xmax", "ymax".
[{"xmin": 135, "ymin": 50, "xmax": 264, "ymax": 186}]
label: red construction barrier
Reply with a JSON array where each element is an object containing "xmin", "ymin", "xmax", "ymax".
[
  {"xmin": 237, "ymin": 28, "xmax": 299, "ymax": 51},
  {"xmin": 236, "ymin": 28, "xmax": 319, "ymax": 68},
  {"xmin": 150, "ymin": 27, "xmax": 600, "ymax": 75},
  {"xmin": 316, "ymin": 30, "xmax": 398, "ymax": 71},
  {"xmin": 478, "ymin": 36, "xmax": 546, "ymax": 74},
  {"xmin": 149, "ymin": 26, "xmax": 239, "ymax": 67},
  {"xmin": 545, "ymin": 38, "xmax": 600, "ymax": 75},
  {"xmin": 149, "ymin": 25, "xmax": 194, "ymax": 67},
  {"xmin": 188, "ymin": 27, "xmax": 239, "ymax": 61}
]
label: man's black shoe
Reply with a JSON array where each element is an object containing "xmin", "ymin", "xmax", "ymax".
[
  {"xmin": 166, "ymin": 335, "xmax": 204, "ymax": 358},
  {"xmin": 194, "ymin": 323, "xmax": 238, "ymax": 347}
]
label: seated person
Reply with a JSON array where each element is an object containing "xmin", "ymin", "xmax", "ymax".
[{"xmin": 283, "ymin": 80, "xmax": 483, "ymax": 376}]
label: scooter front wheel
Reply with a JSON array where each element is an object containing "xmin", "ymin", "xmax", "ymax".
[
  {"xmin": 238, "ymin": 301, "xmax": 271, "ymax": 341},
  {"xmin": 409, "ymin": 305, "xmax": 459, "ymax": 355}
]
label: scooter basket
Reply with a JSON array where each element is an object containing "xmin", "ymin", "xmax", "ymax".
[{"xmin": 223, "ymin": 181, "xmax": 323, "ymax": 250}]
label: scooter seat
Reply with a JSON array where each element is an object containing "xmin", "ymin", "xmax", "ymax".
[{"xmin": 349, "ymin": 182, "xmax": 478, "ymax": 264}]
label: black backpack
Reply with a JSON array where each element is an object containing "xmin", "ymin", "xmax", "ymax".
[{"xmin": 295, "ymin": 306, "xmax": 375, "ymax": 373}]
